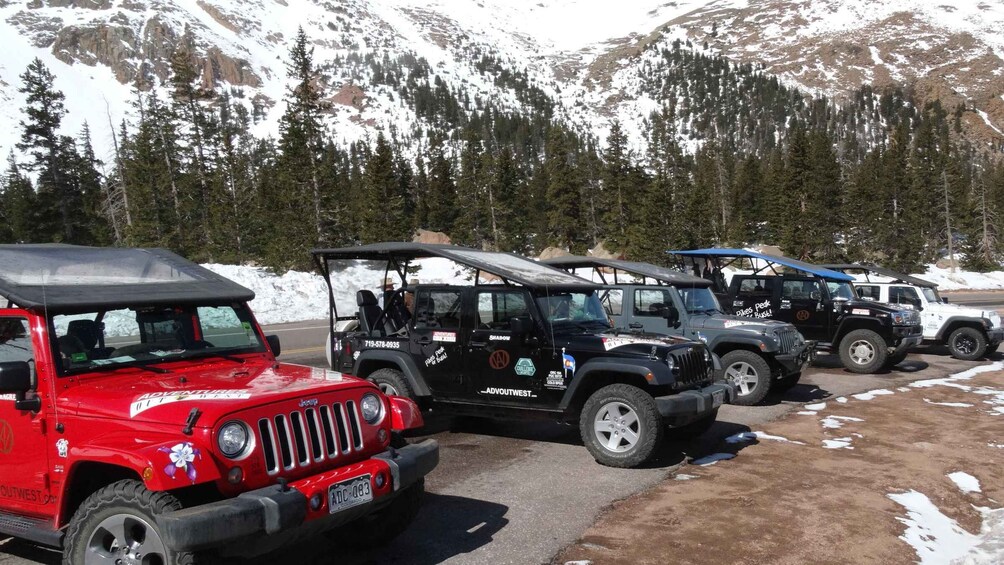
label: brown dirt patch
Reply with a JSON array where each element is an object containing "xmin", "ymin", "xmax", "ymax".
[{"xmin": 556, "ymin": 370, "xmax": 1004, "ymax": 564}]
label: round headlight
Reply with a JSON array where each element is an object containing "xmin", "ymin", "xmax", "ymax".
[
  {"xmin": 360, "ymin": 393, "xmax": 384, "ymax": 424},
  {"xmin": 217, "ymin": 421, "xmax": 250, "ymax": 459}
]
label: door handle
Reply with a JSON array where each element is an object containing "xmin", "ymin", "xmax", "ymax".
[
  {"xmin": 469, "ymin": 341, "xmax": 488, "ymax": 349},
  {"xmin": 416, "ymin": 337, "xmax": 432, "ymax": 345}
]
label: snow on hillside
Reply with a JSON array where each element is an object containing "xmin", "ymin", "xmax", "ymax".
[
  {"xmin": 913, "ymin": 264, "xmax": 1004, "ymax": 291},
  {"xmin": 1, "ymin": 0, "xmax": 1001, "ymax": 162}
]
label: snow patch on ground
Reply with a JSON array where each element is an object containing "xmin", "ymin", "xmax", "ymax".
[
  {"xmin": 923, "ymin": 399, "xmax": 974, "ymax": 408},
  {"xmin": 804, "ymin": 402, "xmax": 826, "ymax": 410},
  {"xmin": 911, "ymin": 362, "xmax": 1004, "ymax": 390},
  {"xmin": 674, "ymin": 473, "xmax": 698, "ymax": 481},
  {"xmin": 725, "ymin": 431, "xmax": 805, "ymax": 445},
  {"xmin": 948, "ymin": 472, "xmax": 982, "ymax": 494},
  {"xmin": 822, "ymin": 437, "xmax": 854, "ymax": 449},
  {"xmin": 888, "ymin": 490, "xmax": 1004, "ymax": 564},
  {"xmin": 797, "ymin": 410, "xmax": 817, "ymax": 416},
  {"xmin": 852, "ymin": 389, "xmax": 894, "ymax": 401},
  {"xmin": 692, "ymin": 453, "xmax": 736, "ymax": 466},
  {"xmin": 820, "ymin": 415, "xmax": 864, "ymax": 429},
  {"xmin": 835, "ymin": 396, "xmax": 848, "ymax": 403}
]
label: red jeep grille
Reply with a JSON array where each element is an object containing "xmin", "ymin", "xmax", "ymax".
[{"xmin": 257, "ymin": 402, "xmax": 364, "ymax": 475}]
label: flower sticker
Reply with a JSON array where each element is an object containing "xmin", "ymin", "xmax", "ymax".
[{"xmin": 158, "ymin": 442, "xmax": 201, "ymax": 483}]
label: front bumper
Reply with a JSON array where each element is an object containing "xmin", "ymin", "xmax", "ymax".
[
  {"xmin": 987, "ymin": 327, "xmax": 1004, "ymax": 344},
  {"xmin": 157, "ymin": 439, "xmax": 439, "ymax": 554},
  {"xmin": 773, "ymin": 340, "xmax": 815, "ymax": 376},
  {"xmin": 655, "ymin": 383, "xmax": 735, "ymax": 426}
]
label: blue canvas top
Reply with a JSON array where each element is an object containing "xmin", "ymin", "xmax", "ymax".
[{"xmin": 669, "ymin": 248, "xmax": 855, "ymax": 282}]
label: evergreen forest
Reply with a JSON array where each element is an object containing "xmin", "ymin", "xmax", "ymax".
[{"xmin": 2, "ymin": 30, "xmax": 1003, "ymax": 275}]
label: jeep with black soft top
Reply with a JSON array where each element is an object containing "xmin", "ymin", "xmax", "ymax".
[
  {"xmin": 0, "ymin": 245, "xmax": 437, "ymax": 563},
  {"xmin": 670, "ymin": 249, "xmax": 923, "ymax": 374},
  {"xmin": 541, "ymin": 256, "xmax": 813, "ymax": 405},
  {"xmin": 313, "ymin": 243, "xmax": 734, "ymax": 468}
]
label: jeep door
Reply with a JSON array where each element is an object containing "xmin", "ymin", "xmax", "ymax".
[
  {"xmin": 728, "ymin": 276, "xmax": 777, "ymax": 319},
  {"xmin": 410, "ymin": 287, "xmax": 467, "ymax": 397},
  {"xmin": 464, "ymin": 289, "xmax": 548, "ymax": 404},
  {"xmin": 776, "ymin": 278, "xmax": 829, "ymax": 341},
  {"xmin": 631, "ymin": 288, "xmax": 679, "ymax": 335},
  {"xmin": 0, "ymin": 312, "xmax": 53, "ymax": 515}
]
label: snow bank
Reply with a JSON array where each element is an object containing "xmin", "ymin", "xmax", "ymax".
[
  {"xmin": 912, "ymin": 264, "xmax": 1004, "ymax": 291},
  {"xmin": 888, "ymin": 489, "xmax": 1004, "ymax": 565}
]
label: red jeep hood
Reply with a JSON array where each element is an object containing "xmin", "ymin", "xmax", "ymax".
[{"xmin": 59, "ymin": 361, "xmax": 372, "ymax": 427}]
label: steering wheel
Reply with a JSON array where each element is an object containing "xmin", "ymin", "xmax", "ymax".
[{"xmin": 371, "ymin": 287, "xmax": 408, "ymax": 335}]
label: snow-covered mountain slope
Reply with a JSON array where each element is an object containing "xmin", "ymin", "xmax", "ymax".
[{"xmin": 0, "ymin": 0, "xmax": 1001, "ymax": 160}]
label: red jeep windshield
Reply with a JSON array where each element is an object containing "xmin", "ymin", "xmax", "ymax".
[{"xmin": 52, "ymin": 304, "xmax": 265, "ymax": 374}]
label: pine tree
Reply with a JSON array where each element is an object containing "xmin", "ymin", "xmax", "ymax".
[
  {"xmin": 600, "ymin": 121, "xmax": 633, "ymax": 249},
  {"xmin": 360, "ymin": 134, "xmax": 409, "ymax": 243},
  {"xmin": 0, "ymin": 153, "xmax": 36, "ymax": 243},
  {"xmin": 16, "ymin": 58, "xmax": 89, "ymax": 243},
  {"xmin": 542, "ymin": 128, "xmax": 582, "ymax": 251},
  {"xmin": 425, "ymin": 135, "xmax": 456, "ymax": 233}
]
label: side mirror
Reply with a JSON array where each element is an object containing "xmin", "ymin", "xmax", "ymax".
[
  {"xmin": 942, "ymin": 297, "xmax": 949, "ymax": 304},
  {"xmin": 664, "ymin": 305, "xmax": 681, "ymax": 328},
  {"xmin": 0, "ymin": 362, "xmax": 31, "ymax": 393},
  {"xmin": 266, "ymin": 334, "xmax": 281, "ymax": 357},
  {"xmin": 509, "ymin": 316, "xmax": 532, "ymax": 336},
  {"xmin": 810, "ymin": 291, "xmax": 821, "ymax": 301}
]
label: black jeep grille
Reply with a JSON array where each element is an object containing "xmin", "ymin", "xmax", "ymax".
[
  {"xmin": 776, "ymin": 329, "xmax": 801, "ymax": 354},
  {"xmin": 672, "ymin": 347, "xmax": 710, "ymax": 385},
  {"xmin": 257, "ymin": 402, "xmax": 363, "ymax": 476}
]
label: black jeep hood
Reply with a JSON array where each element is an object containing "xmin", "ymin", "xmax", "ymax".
[{"xmin": 557, "ymin": 331, "xmax": 700, "ymax": 357}]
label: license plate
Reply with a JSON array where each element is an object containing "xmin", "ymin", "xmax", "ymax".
[
  {"xmin": 712, "ymin": 389, "xmax": 725, "ymax": 408},
  {"xmin": 329, "ymin": 475, "xmax": 372, "ymax": 514}
]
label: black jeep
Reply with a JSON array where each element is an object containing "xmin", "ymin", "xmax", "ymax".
[
  {"xmin": 542, "ymin": 256, "xmax": 812, "ymax": 405},
  {"xmin": 312, "ymin": 243, "xmax": 734, "ymax": 468},
  {"xmin": 669, "ymin": 249, "xmax": 923, "ymax": 374}
]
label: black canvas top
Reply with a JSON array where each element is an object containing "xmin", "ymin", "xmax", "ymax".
[
  {"xmin": 0, "ymin": 245, "xmax": 255, "ymax": 312},
  {"xmin": 541, "ymin": 256, "xmax": 711, "ymax": 287},
  {"xmin": 819, "ymin": 264, "xmax": 937, "ymax": 288},
  {"xmin": 312, "ymin": 242, "xmax": 596, "ymax": 289}
]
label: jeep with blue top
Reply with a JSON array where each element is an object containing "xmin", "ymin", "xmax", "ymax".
[
  {"xmin": 669, "ymin": 249, "xmax": 923, "ymax": 374},
  {"xmin": 541, "ymin": 256, "xmax": 812, "ymax": 405},
  {"xmin": 313, "ymin": 243, "xmax": 735, "ymax": 468}
]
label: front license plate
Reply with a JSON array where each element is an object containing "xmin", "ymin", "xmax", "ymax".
[
  {"xmin": 329, "ymin": 475, "xmax": 372, "ymax": 514},
  {"xmin": 712, "ymin": 389, "xmax": 725, "ymax": 408}
]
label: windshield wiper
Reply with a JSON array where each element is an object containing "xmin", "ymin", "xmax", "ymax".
[{"xmin": 187, "ymin": 351, "xmax": 247, "ymax": 364}]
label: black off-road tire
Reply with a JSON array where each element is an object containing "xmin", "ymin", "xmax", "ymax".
[
  {"xmin": 580, "ymin": 384, "xmax": 663, "ymax": 468},
  {"xmin": 773, "ymin": 371, "xmax": 801, "ymax": 392},
  {"xmin": 720, "ymin": 350, "xmax": 772, "ymax": 406},
  {"xmin": 336, "ymin": 479, "xmax": 425, "ymax": 549},
  {"xmin": 368, "ymin": 368, "xmax": 414, "ymax": 399},
  {"xmin": 63, "ymin": 480, "xmax": 195, "ymax": 565},
  {"xmin": 838, "ymin": 329, "xmax": 888, "ymax": 374},
  {"xmin": 666, "ymin": 408, "xmax": 719, "ymax": 440},
  {"xmin": 947, "ymin": 326, "xmax": 988, "ymax": 361},
  {"xmin": 884, "ymin": 351, "xmax": 908, "ymax": 368}
]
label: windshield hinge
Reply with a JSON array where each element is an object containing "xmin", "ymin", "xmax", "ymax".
[{"xmin": 182, "ymin": 408, "xmax": 202, "ymax": 435}]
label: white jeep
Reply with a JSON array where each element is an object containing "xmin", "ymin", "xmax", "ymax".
[{"xmin": 823, "ymin": 264, "xmax": 1003, "ymax": 361}]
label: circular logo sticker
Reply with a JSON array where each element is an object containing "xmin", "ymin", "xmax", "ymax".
[
  {"xmin": 795, "ymin": 310, "xmax": 811, "ymax": 322},
  {"xmin": 489, "ymin": 349, "xmax": 510, "ymax": 370},
  {"xmin": 0, "ymin": 420, "xmax": 13, "ymax": 454}
]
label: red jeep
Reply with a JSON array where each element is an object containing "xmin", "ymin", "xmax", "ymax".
[{"xmin": 0, "ymin": 245, "xmax": 438, "ymax": 563}]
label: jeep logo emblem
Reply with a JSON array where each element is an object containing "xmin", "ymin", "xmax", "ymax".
[{"xmin": 299, "ymin": 398, "xmax": 319, "ymax": 408}]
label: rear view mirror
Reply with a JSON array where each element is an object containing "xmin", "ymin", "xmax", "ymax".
[
  {"xmin": 266, "ymin": 334, "xmax": 281, "ymax": 357},
  {"xmin": 0, "ymin": 362, "xmax": 31, "ymax": 393},
  {"xmin": 510, "ymin": 316, "xmax": 532, "ymax": 336}
]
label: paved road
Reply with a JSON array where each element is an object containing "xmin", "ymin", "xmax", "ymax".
[
  {"xmin": 4, "ymin": 314, "xmax": 1002, "ymax": 564},
  {"xmin": 941, "ymin": 290, "xmax": 1004, "ymax": 310}
]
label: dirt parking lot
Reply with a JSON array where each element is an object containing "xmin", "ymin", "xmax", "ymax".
[{"xmin": 557, "ymin": 362, "xmax": 1004, "ymax": 565}]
